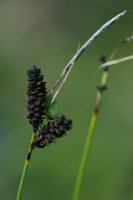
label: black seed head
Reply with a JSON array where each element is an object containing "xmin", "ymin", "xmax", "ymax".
[
  {"xmin": 27, "ymin": 65, "xmax": 47, "ymax": 132},
  {"xmin": 34, "ymin": 114, "xmax": 73, "ymax": 148}
]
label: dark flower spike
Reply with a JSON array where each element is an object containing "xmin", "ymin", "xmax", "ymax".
[
  {"xmin": 27, "ymin": 65, "xmax": 47, "ymax": 132},
  {"xmin": 34, "ymin": 114, "xmax": 73, "ymax": 148}
]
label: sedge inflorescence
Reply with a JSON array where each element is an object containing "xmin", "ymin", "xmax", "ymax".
[
  {"xmin": 27, "ymin": 65, "xmax": 47, "ymax": 132},
  {"xmin": 34, "ymin": 115, "xmax": 72, "ymax": 148},
  {"xmin": 27, "ymin": 65, "xmax": 72, "ymax": 148}
]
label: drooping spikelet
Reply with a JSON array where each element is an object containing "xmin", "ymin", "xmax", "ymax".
[
  {"xmin": 27, "ymin": 65, "xmax": 47, "ymax": 132},
  {"xmin": 34, "ymin": 114, "xmax": 72, "ymax": 148}
]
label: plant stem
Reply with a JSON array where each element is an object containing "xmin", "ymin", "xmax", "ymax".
[
  {"xmin": 100, "ymin": 55, "xmax": 133, "ymax": 69},
  {"xmin": 72, "ymin": 67, "xmax": 108, "ymax": 200},
  {"xmin": 51, "ymin": 11, "xmax": 126, "ymax": 103},
  {"xmin": 72, "ymin": 112, "xmax": 97, "ymax": 200},
  {"xmin": 72, "ymin": 34, "xmax": 129, "ymax": 200},
  {"xmin": 16, "ymin": 133, "xmax": 35, "ymax": 200},
  {"xmin": 72, "ymin": 35, "xmax": 133, "ymax": 199}
]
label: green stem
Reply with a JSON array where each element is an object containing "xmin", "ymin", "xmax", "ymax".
[
  {"xmin": 16, "ymin": 133, "xmax": 35, "ymax": 200},
  {"xmin": 72, "ymin": 69, "xmax": 109, "ymax": 200},
  {"xmin": 72, "ymin": 111, "xmax": 97, "ymax": 200},
  {"xmin": 72, "ymin": 38, "xmax": 131, "ymax": 199},
  {"xmin": 72, "ymin": 43, "xmax": 120, "ymax": 200}
]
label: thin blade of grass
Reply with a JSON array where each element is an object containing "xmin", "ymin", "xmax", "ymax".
[{"xmin": 51, "ymin": 10, "xmax": 126, "ymax": 103}]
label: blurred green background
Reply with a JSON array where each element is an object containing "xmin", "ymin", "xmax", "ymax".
[{"xmin": 0, "ymin": 0, "xmax": 133, "ymax": 200}]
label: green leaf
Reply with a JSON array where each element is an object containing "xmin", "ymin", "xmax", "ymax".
[{"xmin": 47, "ymin": 99, "xmax": 59, "ymax": 118}]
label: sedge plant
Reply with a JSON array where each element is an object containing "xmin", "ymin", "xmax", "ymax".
[{"xmin": 16, "ymin": 10, "xmax": 127, "ymax": 200}]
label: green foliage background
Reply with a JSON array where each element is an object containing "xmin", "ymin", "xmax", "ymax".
[{"xmin": 0, "ymin": 0, "xmax": 133, "ymax": 199}]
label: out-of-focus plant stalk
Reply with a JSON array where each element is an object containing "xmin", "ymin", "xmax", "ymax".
[
  {"xmin": 72, "ymin": 35, "xmax": 133, "ymax": 200},
  {"xmin": 72, "ymin": 65, "xmax": 109, "ymax": 200}
]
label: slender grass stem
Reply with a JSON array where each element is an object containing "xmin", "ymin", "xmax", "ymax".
[
  {"xmin": 72, "ymin": 66, "xmax": 108, "ymax": 200},
  {"xmin": 72, "ymin": 111, "xmax": 97, "ymax": 200},
  {"xmin": 16, "ymin": 133, "xmax": 35, "ymax": 200},
  {"xmin": 72, "ymin": 44, "xmax": 120, "ymax": 200},
  {"xmin": 72, "ymin": 32, "xmax": 133, "ymax": 199},
  {"xmin": 51, "ymin": 11, "xmax": 126, "ymax": 103},
  {"xmin": 100, "ymin": 55, "xmax": 133, "ymax": 69}
]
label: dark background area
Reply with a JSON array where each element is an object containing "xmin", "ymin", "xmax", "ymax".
[{"xmin": 0, "ymin": 0, "xmax": 133, "ymax": 199}]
